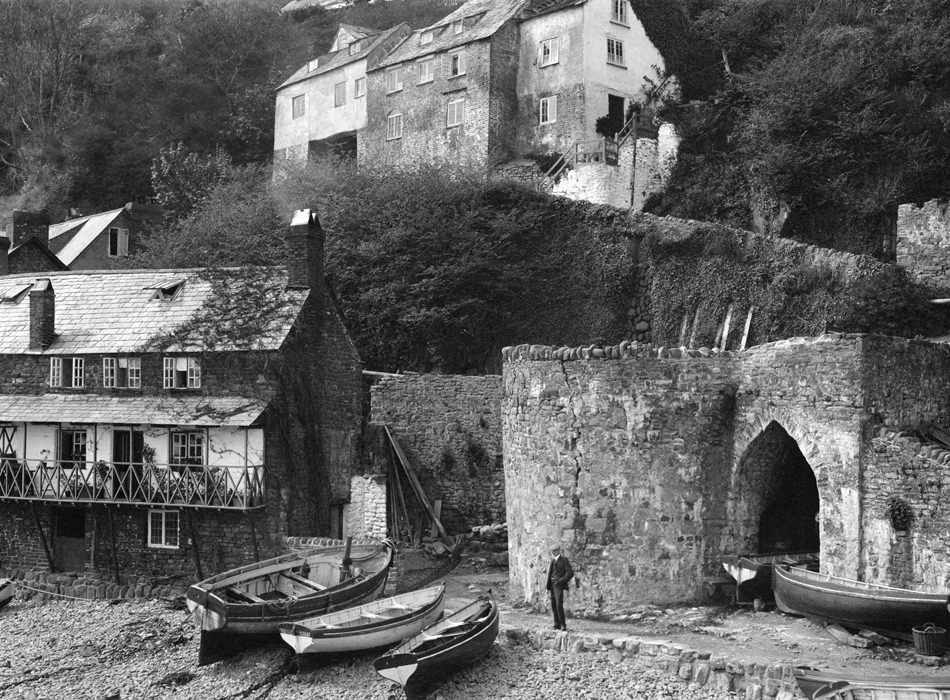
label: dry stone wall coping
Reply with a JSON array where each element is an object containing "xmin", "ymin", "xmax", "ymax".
[{"xmin": 501, "ymin": 341, "xmax": 733, "ymax": 362}]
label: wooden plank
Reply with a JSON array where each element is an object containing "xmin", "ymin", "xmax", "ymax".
[
  {"xmin": 107, "ymin": 506, "xmax": 122, "ymax": 586},
  {"xmin": 926, "ymin": 423, "xmax": 950, "ymax": 450},
  {"xmin": 677, "ymin": 313, "xmax": 690, "ymax": 346},
  {"xmin": 186, "ymin": 509, "xmax": 204, "ymax": 581},
  {"xmin": 228, "ymin": 586, "xmax": 266, "ymax": 604},
  {"xmin": 412, "ymin": 511, "xmax": 424, "ymax": 547},
  {"xmin": 720, "ymin": 302, "xmax": 734, "ymax": 351},
  {"xmin": 739, "ymin": 306, "xmax": 755, "ymax": 351},
  {"xmin": 687, "ymin": 307, "xmax": 701, "ymax": 349},
  {"xmin": 281, "ymin": 572, "xmax": 326, "ymax": 591},
  {"xmin": 384, "ymin": 426, "xmax": 453, "ymax": 545},
  {"xmin": 391, "ymin": 458, "xmax": 412, "ymax": 543},
  {"xmin": 428, "ymin": 500, "xmax": 442, "ymax": 539}
]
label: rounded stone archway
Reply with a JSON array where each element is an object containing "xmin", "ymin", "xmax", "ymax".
[{"xmin": 732, "ymin": 421, "xmax": 820, "ymax": 555}]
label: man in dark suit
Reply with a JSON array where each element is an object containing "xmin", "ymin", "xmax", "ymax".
[{"xmin": 545, "ymin": 545, "xmax": 574, "ymax": 631}]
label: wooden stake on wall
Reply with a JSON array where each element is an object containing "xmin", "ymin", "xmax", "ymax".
[
  {"xmin": 720, "ymin": 303, "xmax": 734, "ymax": 351},
  {"xmin": 687, "ymin": 307, "xmax": 701, "ymax": 349},
  {"xmin": 677, "ymin": 313, "xmax": 690, "ymax": 346},
  {"xmin": 740, "ymin": 306, "xmax": 755, "ymax": 351}
]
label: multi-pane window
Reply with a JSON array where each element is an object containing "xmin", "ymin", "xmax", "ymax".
[
  {"xmin": 103, "ymin": 357, "xmax": 141, "ymax": 389},
  {"xmin": 539, "ymin": 38, "xmax": 559, "ymax": 67},
  {"xmin": 386, "ymin": 67, "xmax": 404, "ymax": 93},
  {"xmin": 163, "ymin": 357, "xmax": 200, "ymax": 389},
  {"xmin": 291, "ymin": 94, "xmax": 305, "ymax": 118},
  {"xmin": 108, "ymin": 228, "xmax": 129, "ymax": 257},
  {"xmin": 607, "ymin": 38, "xmax": 625, "ymax": 66},
  {"xmin": 387, "ymin": 113, "xmax": 403, "ymax": 140},
  {"xmin": 50, "ymin": 357, "xmax": 84, "ymax": 388},
  {"xmin": 540, "ymin": 95, "xmax": 558, "ymax": 125},
  {"xmin": 612, "ymin": 0, "xmax": 628, "ymax": 24},
  {"xmin": 334, "ymin": 81, "xmax": 346, "ymax": 107},
  {"xmin": 148, "ymin": 509, "xmax": 180, "ymax": 549},
  {"xmin": 59, "ymin": 429, "xmax": 87, "ymax": 464},
  {"xmin": 447, "ymin": 98, "xmax": 465, "ymax": 127},
  {"xmin": 355, "ymin": 77, "xmax": 366, "ymax": 98},
  {"xmin": 419, "ymin": 58, "xmax": 435, "ymax": 84},
  {"xmin": 171, "ymin": 431, "xmax": 204, "ymax": 467},
  {"xmin": 448, "ymin": 50, "xmax": 466, "ymax": 77}
]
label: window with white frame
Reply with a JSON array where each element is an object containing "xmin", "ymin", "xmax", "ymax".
[
  {"xmin": 448, "ymin": 50, "xmax": 466, "ymax": 77},
  {"xmin": 540, "ymin": 95, "xmax": 557, "ymax": 125},
  {"xmin": 387, "ymin": 112, "xmax": 403, "ymax": 140},
  {"xmin": 607, "ymin": 38, "xmax": 625, "ymax": 66},
  {"xmin": 355, "ymin": 77, "xmax": 366, "ymax": 98},
  {"xmin": 148, "ymin": 509, "xmax": 180, "ymax": 549},
  {"xmin": 291, "ymin": 94, "xmax": 305, "ymax": 118},
  {"xmin": 171, "ymin": 431, "xmax": 204, "ymax": 467},
  {"xmin": 334, "ymin": 81, "xmax": 346, "ymax": 107},
  {"xmin": 452, "ymin": 19, "xmax": 463, "ymax": 34},
  {"xmin": 418, "ymin": 57, "xmax": 435, "ymax": 84},
  {"xmin": 386, "ymin": 67, "xmax": 403, "ymax": 93},
  {"xmin": 611, "ymin": 0, "xmax": 628, "ymax": 24},
  {"xmin": 447, "ymin": 97, "xmax": 465, "ymax": 127},
  {"xmin": 103, "ymin": 357, "xmax": 141, "ymax": 389},
  {"xmin": 539, "ymin": 38, "xmax": 559, "ymax": 67},
  {"xmin": 108, "ymin": 227, "xmax": 129, "ymax": 257},
  {"xmin": 163, "ymin": 357, "xmax": 200, "ymax": 389},
  {"xmin": 307, "ymin": 58, "xmax": 320, "ymax": 72},
  {"xmin": 420, "ymin": 30, "xmax": 434, "ymax": 46},
  {"xmin": 59, "ymin": 428, "xmax": 87, "ymax": 464},
  {"xmin": 349, "ymin": 39, "xmax": 362, "ymax": 55},
  {"xmin": 50, "ymin": 357, "xmax": 85, "ymax": 388}
]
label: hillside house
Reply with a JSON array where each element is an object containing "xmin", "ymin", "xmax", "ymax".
[
  {"xmin": 0, "ymin": 210, "xmax": 363, "ymax": 585},
  {"xmin": 47, "ymin": 202, "xmax": 163, "ymax": 270},
  {"xmin": 274, "ymin": 23, "xmax": 413, "ymax": 163},
  {"xmin": 274, "ymin": 0, "xmax": 677, "ymax": 207}
]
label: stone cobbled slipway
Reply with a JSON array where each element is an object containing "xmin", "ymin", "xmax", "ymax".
[{"xmin": 0, "ymin": 597, "xmax": 743, "ymax": 700}]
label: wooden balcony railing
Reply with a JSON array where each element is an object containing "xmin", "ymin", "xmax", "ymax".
[{"xmin": 0, "ymin": 458, "xmax": 265, "ymax": 510}]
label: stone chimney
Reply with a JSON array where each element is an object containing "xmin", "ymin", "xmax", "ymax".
[
  {"xmin": 29, "ymin": 279, "xmax": 55, "ymax": 350},
  {"xmin": 0, "ymin": 236, "xmax": 10, "ymax": 277},
  {"xmin": 3, "ymin": 210, "xmax": 50, "ymax": 249},
  {"xmin": 285, "ymin": 209, "xmax": 324, "ymax": 290}
]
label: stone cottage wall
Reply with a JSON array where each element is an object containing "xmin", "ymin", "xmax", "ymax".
[
  {"xmin": 896, "ymin": 198, "xmax": 950, "ymax": 289},
  {"xmin": 370, "ymin": 374, "xmax": 503, "ymax": 533},
  {"xmin": 342, "ymin": 473, "xmax": 388, "ymax": 540},
  {"xmin": 550, "ymin": 138, "xmax": 635, "ymax": 209}
]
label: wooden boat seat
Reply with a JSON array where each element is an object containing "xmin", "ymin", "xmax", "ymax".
[
  {"xmin": 228, "ymin": 587, "xmax": 267, "ymax": 604},
  {"xmin": 282, "ymin": 572, "xmax": 327, "ymax": 591},
  {"xmin": 361, "ymin": 612, "xmax": 387, "ymax": 620}
]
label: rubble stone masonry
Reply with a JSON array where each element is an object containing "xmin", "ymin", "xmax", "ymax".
[
  {"xmin": 503, "ymin": 334, "xmax": 950, "ymax": 614},
  {"xmin": 897, "ymin": 198, "xmax": 950, "ymax": 289}
]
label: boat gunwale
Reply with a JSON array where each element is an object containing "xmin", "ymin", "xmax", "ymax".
[
  {"xmin": 775, "ymin": 564, "xmax": 947, "ymax": 603},
  {"xmin": 377, "ymin": 596, "xmax": 498, "ymax": 663}
]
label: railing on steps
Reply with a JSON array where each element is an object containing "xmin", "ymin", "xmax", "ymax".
[
  {"xmin": 543, "ymin": 142, "xmax": 578, "ymax": 182},
  {"xmin": 0, "ymin": 458, "xmax": 265, "ymax": 509},
  {"xmin": 615, "ymin": 112, "xmax": 639, "ymax": 148},
  {"xmin": 543, "ymin": 135, "xmax": 623, "ymax": 183}
]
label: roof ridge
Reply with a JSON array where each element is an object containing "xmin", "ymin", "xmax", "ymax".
[{"xmin": 0, "ymin": 265, "xmax": 286, "ymax": 280}]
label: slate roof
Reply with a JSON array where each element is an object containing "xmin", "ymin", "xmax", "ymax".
[
  {"xmin": 280, "ymin": 0, "xmax": 351, "ymax": 13},
  {"xmin": 278, "ymin": 24, "xmax": 409, "ymax": 89},
  {"xmin": 0, "ymin": 394, "xmax": 267, "ymax": 427},
  {"xmin": 0, "ymin": 268, "xmax": 309, "ymax": 355},
  {"xmin": 520, "ymin": 0, "xmax": 585, "ymax": 19},
  {"xmin": 375, "ymin": 0, "xmax": 527, "ymax": 70},
  {"xmin": 8, "ymin": 238, "xmax": 70, "ymax": 272},
  {"xmin": 48, "ymin": 207, "xmax": 125, "ymax": 266}
]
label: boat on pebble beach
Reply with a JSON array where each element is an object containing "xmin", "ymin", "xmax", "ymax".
[
  {"xmin": 720, "ymin": 550, "xmax": 818, "ymax": 603},
  {"xmin": 794, "ymin": 666, "xmax": 950, "ymax": 700},
  {"xmin": 773, "ymin": 564, "xmax": 949, "ymax": 641},
  {"xmin": 374, "ymin": 594, "xmax": 499, "ymax": 700},
  {"xmin": 0, "ymin": 578, "xmax": 13, "ymax": 608},
  {"xmin": 279, "ymin": 584, "xmax": 445, "ymax": 657},
  {"xmin": 186, "ymin": 538, "xmax": 395, "ymax": 664}
]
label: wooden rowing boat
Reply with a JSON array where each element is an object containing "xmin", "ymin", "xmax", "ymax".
[
  {"xmin": 279, "ymin": 584, "xmax": 445, "ymax": 656},
  {"xmin": 794, "ymin": 665, "xmax": 950, "ymax": 700},
  {"xmin": 374, "ymin": 594, "xmax": 499, "ymax": 700},
  {"xmin": 186, "ymin": 538, "xmax": 395, "ymax": 664},
  {"xmin": 773, "ymin": 564, "xmax": 949, "ymax": 641},
  {"xmin": 0, "ymin": 578, "xmax": 13, "ymax": 609},
  {"xmin": 720, "ymin": 550, "xmax": 818, "ymax": 603}
]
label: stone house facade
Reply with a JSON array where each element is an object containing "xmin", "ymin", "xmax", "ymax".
[{"xmin": 0, "ymin": 211, "xmax": 363, "ymax": 587}]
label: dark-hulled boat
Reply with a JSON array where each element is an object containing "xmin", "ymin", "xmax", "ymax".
[
  {"xmin": 794, "ymin": 665, "xmax": 950, "ymax": 700},
  {"xmin": 720, "ymin": 550, "xmax": 818, "ymax": 603},
  {"xmin": 374, "ymin": 594, "xmax": 499, "ymax": 700},
  {"xmin": 773, "ymin": 564, "xmax": 949, "ymax": 641},
  {"xmin": 186, "ymin": 539, "xmax": 395, "ymax": 664},
  {"xmin": 279, "ymin": 584, "xmax": 445, "ymax": 656},
  {"xmin": 0, "ymin": 578, "xmax": 13, "ymax": 609}
]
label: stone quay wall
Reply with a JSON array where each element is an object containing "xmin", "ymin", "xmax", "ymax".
[
  {"xmin": 504, "ymin": 334, "xmax": 950, "ymax": 613},
  {"xmin": 896, "ymin": 198, "xmax": 950, "ymax": 289},
  {"xmin": 370, "ymin": 374, "xmax": 504, "ymax": 533}
]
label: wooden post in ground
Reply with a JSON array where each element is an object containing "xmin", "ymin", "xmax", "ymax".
[
  {"xmin": 186, "ymin": 510, "xmax": 203, "ymax": 580},
  {"xmin": 740, "ymin": 306, "xmax": 755, "ymax": 351},
  {"xmin": 107, "ymin": 507, "xmax": 121, "ymax": 586},
  {"xmin": 687, "ymin": 307, "xmax": 701, "ymax": 349},
  {"xmin": 720, "ymin": 303, "xmax": 734, "ymax": 351}
]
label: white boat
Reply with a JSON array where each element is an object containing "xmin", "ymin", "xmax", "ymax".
[
  {"xmin": 0, "ymin": 578, "xmax": 13, "ymax": 609},
  {"xmin": 279, "ymin": 584, "xmax": 445, "ymax": 655}
]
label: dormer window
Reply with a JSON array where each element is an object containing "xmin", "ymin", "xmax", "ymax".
[
  {"xmin": 163, "ymin": 356, "xmax": 200, "ymax": 389},
  {"xmin": 420, "ymin": 30, "xmax": 434, "ymax": 46},
  {"xmin": 0, "ymin": 282, "xmax": 32, "ymax": 303},
  {"xmin": 147, "ymin": 279, "xmax": 185, "ymax": 301},
  {"xmin": 452, "ymin": 19, "xmax": 463, "ymax": 34},
  {"xmin": 307, "ymin": 58, "xmax": 320, "ymax": 72},
  {"xmin": 108, "ymin": 227, "xmax": 129, "ymax": 258},
  {"xmin": 349, "ymin": 40, "xmax": 362, "ymax": 55}
]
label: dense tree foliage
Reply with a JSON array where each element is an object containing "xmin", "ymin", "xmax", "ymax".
[{"xmin": 650, "ymin": 0, "xmax": 950, "ymax": 256}]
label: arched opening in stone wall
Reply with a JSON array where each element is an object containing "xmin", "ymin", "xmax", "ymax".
[{"xmin": 736, "ymin": 421, "xmax": 820, "ymax": 554}]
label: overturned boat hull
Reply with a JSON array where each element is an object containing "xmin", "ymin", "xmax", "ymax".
[{"xmin": 773, "ymin": 564, "xmax": 949, "ymax": 641}]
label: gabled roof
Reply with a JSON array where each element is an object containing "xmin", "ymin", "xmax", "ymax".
[
  {"xmin": 8, "ymin": 238, "xmax": 70, "ymax": 273},
  {"xmin": 520, "ymin": 0, "xmax": 585, "ymax": 19},
  {"xmin": 48, "ymin": 207, "xmax": 125, "ymax": 265},
  {"xmin": 0, "ymin": 268, "xmax": 309, "ymax": 355},
  {"xmin": 278, "ymin": 23, "xmax": 410, "ymax": 89},
  {"xmin": 375, "ymin": 0, "xmax": 526, "ymax": 70}
]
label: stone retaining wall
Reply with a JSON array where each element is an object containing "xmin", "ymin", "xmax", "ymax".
[
  {"xmin": 896, "ymin": 198, "xmax": 950, "ymax": 289},
  {"xmin": 3, "ymin": 569, "xmax": 186, "ymax": 602}
]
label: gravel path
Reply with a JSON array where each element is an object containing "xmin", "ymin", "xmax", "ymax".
[{"xmin": 0, "ymin": 596, "xmax": 742, "ymax": 700}]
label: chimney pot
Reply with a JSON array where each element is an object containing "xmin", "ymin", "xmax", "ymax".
[
  {"xmin": 285, "ymin": 209, "xmax": 324, "ymax": 290},
  {"xmin": 28, "ymin": 279, "xmax": 55, "ymax": 349}
]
